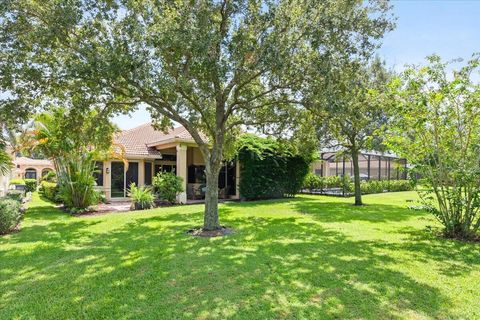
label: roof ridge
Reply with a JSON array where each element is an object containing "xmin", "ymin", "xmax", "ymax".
[{"xmin": 120, "ymin": 122, "xmax": 153, "ymax": 134}]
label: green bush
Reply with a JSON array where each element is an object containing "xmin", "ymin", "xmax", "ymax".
[
  {"xmin": 238, "ymin": 135, "xmax": 311, "ymax": 200},
  {"xmin": 303, "ymin": 173, "xmax": 322, "ymax": 191},
  {"xmin": 324, "ymin": 176, "xmax": 342, "ymax": 188},
  {"xmin": 0, "ymin": 198, "xmax": 23, "ymax": 234},
  {"xmin": 387, "ymin": 180, "xmax": 413, "ymax": 192},
  {"xmin": 41, "ymin": 171, "xmax": 56, "ymax": 182},
  {"xmin": 128, "ymin": 183, "xmax": 155, "ymax": 210},
  {"xmin": 284, "ymin": 156, "xmax": 310, "ymax": 197},
  {"xmin": 359, "ymin": 180, "xmax": 412, "ymax": 195},
  {"xmin": 57, "ymin": 156, "xmax": 101, "ymax": 213},
  {"xmin": 39, "ymin": 181, "xmax": 61, "ymax": 203},
  {"xmin": 6, "ymin": 190, "xmax": 24, "ymax": 202},
  {"xmin": 153, "ymin": 172, "xmax": 184, "ymax": 204},
  {"xmin": 9, "ymin": 179, "xmax": 25, "ymax": 185},
  {"xmin": 24, "ymin": 179, "xmax": 37, "ymax": 193}
]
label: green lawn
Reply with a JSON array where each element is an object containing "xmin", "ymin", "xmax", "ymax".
[{"xmin": 1, "ymin": 192, "xmax": 479, "ymax": 320}]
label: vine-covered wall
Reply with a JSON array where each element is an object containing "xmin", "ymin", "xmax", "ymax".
[{"xmin": 237, "ymin": 134, "xmax": 311, "ymax": 200}]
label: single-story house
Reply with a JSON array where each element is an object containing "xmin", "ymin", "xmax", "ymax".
[
  {"xmin": 311, "ymin": 151, "xmax": 408, "ymax": 180},
  {"xmin": 13, "ymin": 157, "xmax": 55, "ymax": 182},
  {"xmin": 95, "ymin": 124, "xmax": 240, "ymax": 203}
]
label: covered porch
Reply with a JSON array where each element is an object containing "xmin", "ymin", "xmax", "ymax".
[{"xmin": 99, "ymin": 144, "xmax": 240, "ymax": 203}]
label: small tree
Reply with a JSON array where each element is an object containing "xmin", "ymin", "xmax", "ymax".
[
  {"xmin": 153, "ymin": 172, "xmax": 184, "ymax": 205},
  {"xmin": 307, "ymin": 58, "xmax": 392, "ymax": 205},
  {"xmin": 388, "ymin": 55, "xmax": 480, "ymax": 240},
  {"xmin": 27, "ymin": 106, "xmax": 120, "ymax": 212}
]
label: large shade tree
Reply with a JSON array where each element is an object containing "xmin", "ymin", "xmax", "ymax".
[{"xmin": 1, "ymin": 0, "xmax": 393, "ymax": 230}]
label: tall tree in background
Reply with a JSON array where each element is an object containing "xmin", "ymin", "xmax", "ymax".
[
  {"xmin": 308, "ymin": 58, "xmax": 392, "ymax": 205},
  {"xmin": 0, "ymin": 0, "xmax": 394, "ymax": 231}
]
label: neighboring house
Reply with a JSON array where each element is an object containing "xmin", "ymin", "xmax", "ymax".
[
  {"xmin": 96, "ymin": 124, "xmax": 240, "ymax": 203},
  {"xmin": 13, "ymin": 157, "xmax": 55, "ymax": 182},
  {"xmin": 311, "ymin": 151, "xmax": 408, "ymax": 181}
]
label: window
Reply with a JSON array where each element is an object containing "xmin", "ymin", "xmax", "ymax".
[
  {"xmin": 188, "ymin": 165, "xmax": 205, "ymax": 183},
  {"xmin": 41, "ymin": 169, "xmax": 52, "ymax": 177},
  {"xmin": 25, "ymin": 168, "xmax": 37, "ymax": 180},
  {"xmin": 162, "ymin": 154, "xmax": 177, "ymax": 161},
  {"xmin": 155, "ymin": 164, "xmax": 175, "ymax": 175},
  {"xmin": 93, "ymin": 162, "xmax": 104, "ymax": 186},
  {"xmin": 144, "ymin": 162, "xmax": 152, "ymax": 185},
  {"xmin": 126, "ymin": 162, "xmax": 139, "ymax": 188}
]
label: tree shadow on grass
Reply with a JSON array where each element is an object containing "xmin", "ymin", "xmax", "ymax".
[
  {"xmin": 291, "ymin": 200, "xmax": 428, "ymax": 223},
  {"xmin": 0, "ymin": 201, "xmax": 467, "ymax": 320}
]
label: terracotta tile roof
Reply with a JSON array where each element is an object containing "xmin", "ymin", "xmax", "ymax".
[
  {"xmin": 14, "ymin": 157, "xmax": 54, "ymax": 166},
  {"xmin": 114, "ymin": 123, "xmax": 206, "ymax": 157}
]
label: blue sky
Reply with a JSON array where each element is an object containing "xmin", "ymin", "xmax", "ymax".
[{"xmin": 113, "ymin": 0, "xmax": 480, "ymax": 130}]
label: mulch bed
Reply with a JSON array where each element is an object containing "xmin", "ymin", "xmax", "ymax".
[{"xmin": 186, "ymin": 226, "xmax": 235, "ymax": 237}]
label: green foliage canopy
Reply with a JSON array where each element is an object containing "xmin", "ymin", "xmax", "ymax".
[
  {"xmin": 237, "ymin": 134, "xmax": 310, "ymax": 200},
  {"xmin": 388, "ymin": 55, "xmax": 480, "ymax": 239},
  {"xmin": 0, "ymin": 0, "xmax": 394, "ymax": 229}
]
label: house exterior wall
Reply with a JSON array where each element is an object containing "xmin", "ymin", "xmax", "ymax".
[
  {"xmin": 0, "ymin": 174, "xmax": 10, "ymax": 197},
  {"xmin": 12, "ymin": 160, "xmax": 55, "ymax": 182},
  {"xmin": 99, "ymin": 143, "xmax": 240, "ymax": 203}
]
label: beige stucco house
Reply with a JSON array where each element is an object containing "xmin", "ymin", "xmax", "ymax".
[
  {"xmin": 1, "ymin": 153, "xmax": 55, "ymax": 196},
  {"xmin": 13, "ymin": 157, "xmax": 55, "ymax": 181},
  {"xmin": 96, "ymin": 124, "xmax": 240, "ymax": 203}
]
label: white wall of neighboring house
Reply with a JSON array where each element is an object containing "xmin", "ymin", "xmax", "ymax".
[{"xmin": 0, "ymin": 172, "xmax": 11, "ymax": 197}]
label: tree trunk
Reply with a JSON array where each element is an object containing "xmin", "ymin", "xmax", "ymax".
[
  {"xmin": 202, "ymin": 147, "xmax": 223, "ymax": 231},
  {"xmin": 351, "ymin": 148, "xmax": 363, "ymax": 206}
]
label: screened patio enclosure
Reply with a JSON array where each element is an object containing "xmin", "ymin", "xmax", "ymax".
[{"xmin": 313, "ymin": 152, "xmax": 407, "ymax": 180}]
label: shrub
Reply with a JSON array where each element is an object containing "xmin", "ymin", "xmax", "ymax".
[
  {"xmin": 153, "ymin": 172, "xmax": 184, "ymax": 204},
  {"xmin": 359, "ymin": 179, "xmax": 412, "ymax": 195},
  {"xmin": 303, "ymin": 173, "xmax": 322, "ymax": 191},
  {"xmin": 324, "ymin": 176, "xmax": 342, "ymax": 188},
  {"xmin": 128, "ymin": 183, "xmax": 155, "ymax": 210},
  {"xmin": 284, "ymin": 156, "xmax": 311, "ymax": 197},
  {"xmin": 41, "ymin": 171, "xmax": 56, "ymax": 182},
  {"xmin": 39, "ymin": 181, "xmax": 61, "ymax": 203},
  {"xmin": 341, "ymin": 176, "xmax": 353, "ymax": 193},
  {"xmin": 57, "ymin": 155, "xmax": 101, "ymax": 213},
  {"xmin": 238, "ymin": 135, "xmax": 311, "ymax": 200},
  {"xmin": 387, "ymin": 180, "xmax": 412, "ymax": 192},
  {"xmin": 0, "ymin": 198, "xmax": 23, "ymax": 234},
  {"xmin": 5, "ymin": 190, "xmax": 24, "ymax": 202},
  {"xmin": 24, "ymin": 179, "xmax": 37, "ymax": 193},
  {"xmin": 9, "ymin": 179, "xmax": 25, "ymax": 185}
]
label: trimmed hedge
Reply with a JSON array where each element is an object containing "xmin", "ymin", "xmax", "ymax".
[
  {"xmin": 39, "ymin": 181, "xmax": 61, "ymax": 203},
  {"xmin": 9, "ymin": 179, "xmax": 37, "ymax": 192},
  {"xmin": 24, "ymin": 179, "xmax": 37, "ymax": 192},
  {"xmin": 238, "ymin": 135, "xmax": 310, "ymax": 200},
  {"xmin": 6, "ymin": 190, "xmax": 24, "ymax": 202},
  {"xmin": 302, "ymin": 176, "xmax": 413, "ymax": 195},
  {"xmin": 0, "ymin": 198, "xmax": 23, "ymax": 234},
  {"xmin": 10, "ymin": 179, "xmax": 26, "ymax": 185}
]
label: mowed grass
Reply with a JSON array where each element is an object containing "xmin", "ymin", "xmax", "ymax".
[{"xmin": 1, "ymin": 192, "xmax": 479, "ymax": 320}]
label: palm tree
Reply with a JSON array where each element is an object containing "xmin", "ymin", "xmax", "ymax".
[{"xmin": 0, "ymin": 145, "xmax": 12, "ymax": 176}]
